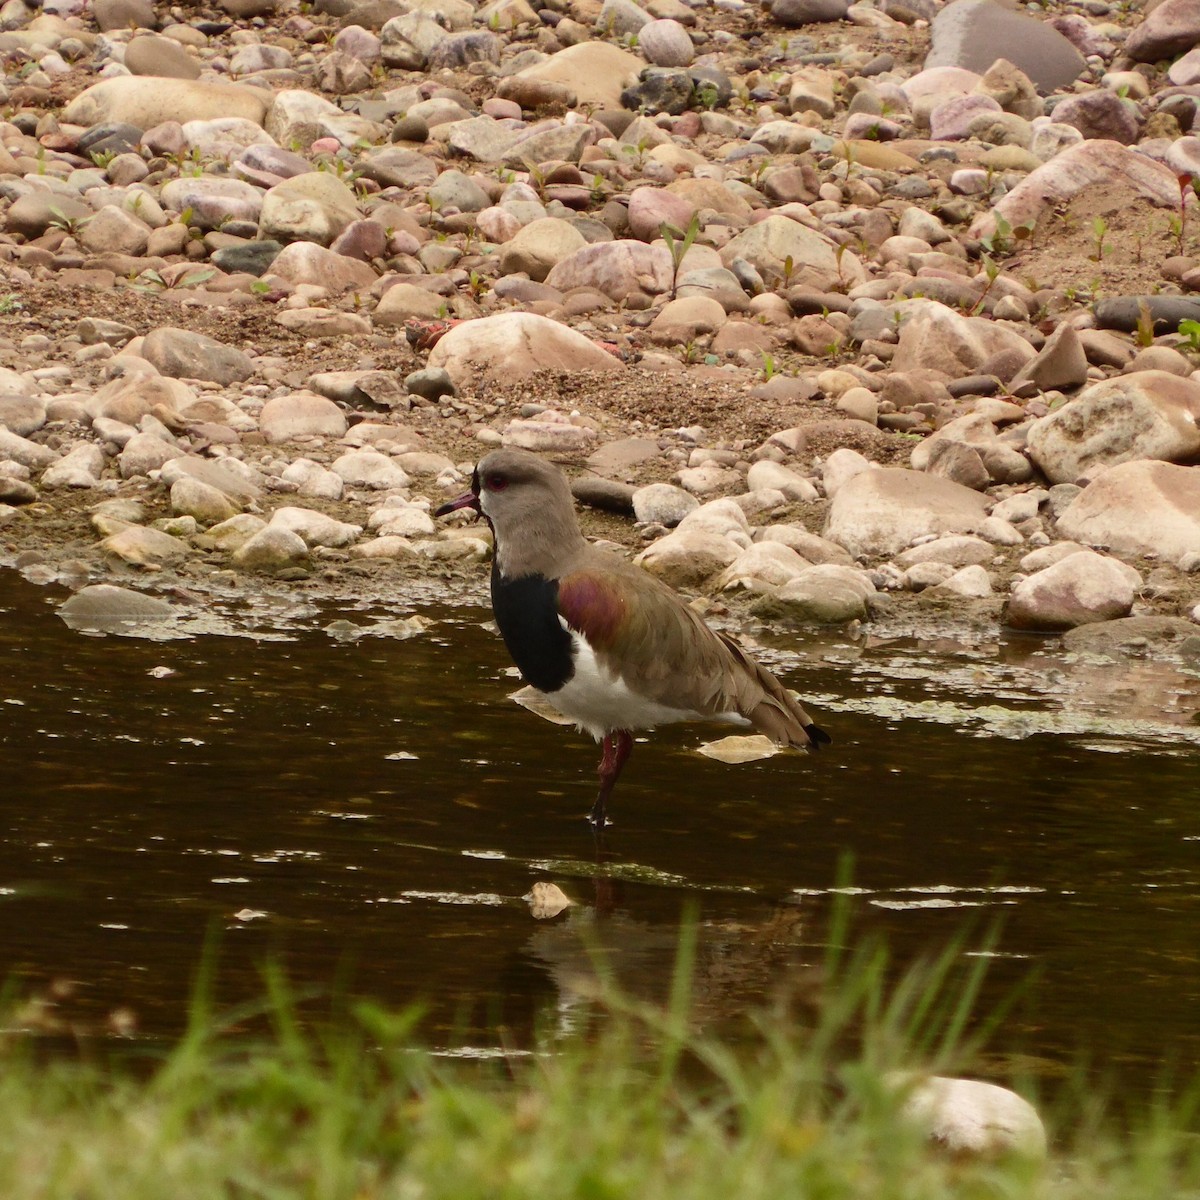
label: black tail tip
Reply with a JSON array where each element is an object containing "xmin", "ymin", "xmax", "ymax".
[{"xmin": 804, "ymin": 723, "xmax": 832, "ymax": 750}]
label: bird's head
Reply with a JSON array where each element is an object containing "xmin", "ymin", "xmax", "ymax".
[{"xmin": 435, "ymin": 449, "xmax": 584, "ymax": 577}]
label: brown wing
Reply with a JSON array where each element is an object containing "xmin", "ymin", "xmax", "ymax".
[{"xmin": 558, "ymin": 558, "xmax": 829, "ymax": 750}]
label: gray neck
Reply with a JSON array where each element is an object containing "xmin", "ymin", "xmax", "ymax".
[{"xmin": 490, "ymin": 505, "xmax": 586, "ymax": 580}]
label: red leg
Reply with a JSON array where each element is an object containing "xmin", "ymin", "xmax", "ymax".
[{"xmin": 589, "ymin": 729, "xmax": 633, "ymax": 828}]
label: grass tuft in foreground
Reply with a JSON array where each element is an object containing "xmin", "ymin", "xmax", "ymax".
[{"xmin": 0, "ymin": 914, "xmax": 1197, "ymax": 1200}]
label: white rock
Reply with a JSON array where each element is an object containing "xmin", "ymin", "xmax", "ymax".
[
  {"xmin": 824, "ymin": 467, "xmax": 990, "ymax": 558},
  {"xmin": 1006, "ymin": 549, "xmax": 1140, "ymax": 630},
  {"xmin": 893, "ymin": 1075, "xmax": 1046, "ymax": 1159},
  {"xmin": 40, "ymin": 443, "xmax": 105, "ymax": 488},
  {"xmin": 746, "ymin": 459, "xmax": 820, "ymax": 501},
  {"xmin": 821, "ymin": 447, "xmax": 873, "ymax": 498},
  {"xmin": 1056, "ymin": 460, "xmax": 1200, "ymax": 562},
  {"xmin": 933, "ymin": 564, "xmax": 993, "ymax": 597},
  {"xmin": 715, "ymin": 542, "xmax": 811, "ymax": 592},
  {"xmin": 634, "ymin": 528, "xmax": 741, "ymax": 586},
  {"xmin": 268, "ymin": 505, "xmax": 362, "ymax": 548},
  {"xmin": 330, "ymin": 450, "xmax": 411, "ymax": 490},
  {"xmin": 632, "ymin": 482, "xmax": 698, "ymax": 526}
]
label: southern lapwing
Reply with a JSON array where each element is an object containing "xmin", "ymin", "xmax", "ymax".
[{"xmin": 435, "ymin": 448, "xmax": 830, "ymax": 828}]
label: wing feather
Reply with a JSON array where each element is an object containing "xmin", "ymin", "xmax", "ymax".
[{"xmin": 556, "ymin": 559, "xmax": 828, "ymax": 749}]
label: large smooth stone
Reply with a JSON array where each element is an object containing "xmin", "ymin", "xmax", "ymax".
[
  {"xmin": 513, "ymin": 42, "xmax": 643, "ymax": 109},
  {"xmin": 1005, "ymin": 549, "xmax": 1139, "ymax": 631},
  {"xmin": 926, "ymin": 0, "xmax": 1084, "ymax": 91},
  {"xmin": 1056, "ymin": 460, "xmax": 1200, "ymax": 563},
  {"xmin": 64, "ymin": 77, "xmax": 270, "ymax": 128},
  {"xmin": 426, "ymin": 312, "xmax": 622, "ymax": 385},
  {"xmin": 824, "ymin": 467, "xmax": 991, "ymax": 557}
]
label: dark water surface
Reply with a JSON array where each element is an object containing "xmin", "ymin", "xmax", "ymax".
[{"xmin": 2, "ymin": 566, "xmax": 1198, "ymax": 1089}]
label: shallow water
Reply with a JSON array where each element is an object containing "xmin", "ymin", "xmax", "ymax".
[{"xmin": 2, "ymin": 566, "xmax": 1199, "ymax": 1089}]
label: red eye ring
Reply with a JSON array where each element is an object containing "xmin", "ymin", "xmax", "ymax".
[{"xmin": 486, "ymin": 473, "xmax": 509, "ymax": 491}]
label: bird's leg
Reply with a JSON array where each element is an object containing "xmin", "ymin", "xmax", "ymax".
[{"xmin": 589, "ymin": 729, "xmax": 633, "ymax": 828}]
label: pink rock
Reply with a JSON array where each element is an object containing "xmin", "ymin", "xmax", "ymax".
[
  {"xmin": 971, "ymin": 141, "xmax": 1179, "ymax": 244},
  {"xmin": 1026, "ymin": 370, "xmax": 1200, "ymax": 484},
  {"xmin": 1056, "ymin": 460, "xmax": 1200, "ymax": 563},
  {"xmin": 427, "ymin": 312, "xmax": 623, "ymax": 384},
  {"xmin": 544, "ymin": 240, "xmax": 674, "ymax": 301},
  {"xmin": 268, "ymin": 242, "xmax": 377, "ymax": 292},
  {"xmin": 1005, "ymin": 550, "xmax": 1139, "ymax": 630},
  {"xmin": 310, "ymin": 136, "xmax": 342, "ymax": 154},
  {"xmin": 1126, "ymin": 0, "xmax": 1200, "ymax": 62},
  {"xmin": 259, "ymin": 392, "xmax": 349, "ymax": 444},
  {"xmin": 638, "ymin": 18, "xmax": 694, "ymax": 67},
  {"xmin": 929, "ymin": 93, "xmax": 1002, "ymax": 140},
  {"xmin": 626, "ymin": 186, "xmax": 696, "ymax": 242}
]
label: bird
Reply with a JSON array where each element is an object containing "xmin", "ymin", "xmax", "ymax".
[{"xmin": 435, "ymin": 448, "xmax": 830, "ymax": 829}]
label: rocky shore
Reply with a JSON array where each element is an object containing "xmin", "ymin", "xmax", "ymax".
[{"xmin": 0, "ymin": 0, "xmax": 1198, "ymax": 660}]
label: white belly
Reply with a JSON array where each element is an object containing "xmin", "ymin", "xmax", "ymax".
[{"xmin": 544, "ymin": 632, "xmax": 705, "ymax": 740}]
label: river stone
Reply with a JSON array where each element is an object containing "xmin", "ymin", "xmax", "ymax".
[
  {"xmin": 1025, "ymin": 371, "xmax": 1200, "ymax": 485},
  {"xmin": 1055, "ymin": 460, "xmax": 1200, "ymax": 563},
  {"xmin": 720, "ymin": 216, "xmax": 840, "ymax": 285},
  {"xmin": 893, "ymin": 301, "xmax": 1035, "ymax": 377},
  {"xmin": 259, "ymin": 172, "xmax": 359, "ymax": 246},
  {"xmin": 76, "ymin": 205, "xmax": 150, "ymax": 257},
  {"xmin": 632, "ymin": 482, "xmax": 698, "ymax": 526},
  {"xmin": 1062, "ymin": 615, "xmax": 1200, "ymax": 658},
  {"xmin": 545, "ymin": 240, "xmax": 674, "ymax": 300},
  {"xmin": 160, "ymin": 177, "xmax": 264, "ymax": 229},
  {"xmin": 634, "ymin": 528, "xmax": 741, "ymax": 587},
  {"xmin": 498, "ymin": 218, "xmax": 588, "ymax": 282},
  {"xmin": 1093, "ymin": 296, "xmax": 1200, "ymax": 335},
  {"xmin": 40, "ymin": 443, "xmax": 105, "ymax": 488},
  {"xmin": 6, "ymin": 193, "xmax": 91, "ymax": 239},
  {"xmin": 142, "ymin": 327, "xmax": 254, "ymax": 385},
  {"xmin": 758, "ymin": 564, "xmax": 875, "ymax": 623},
  {"xmin": 716, "ymin": 542, "xmax": 812, "ymax": 593},
  {"xmin": 677, "ymin": 497, "xmax": 752, "ymax": 540},
  {"xmin": 64, "ymin": 77, "xmax": 270, "ymax": 128},
  {"xmin": 0, "ymin": 476, "xmax": 36, "ymax": 505},
  {"xmin": 267, "ymin": 242, "xmax": 377, "ymax": 292},
  {"xmin": 193, "ymin": 513, "xmax": 267, "ymax": 552},
  {"xmin": 746, "ymin": 460, "xmax": 819, "ymax": 502},
  {"xmin": 124, "ymin": 33, "xmax": 201, "ymax": 79},
  {"xmin": 101, "ymin": 524, "xmax": 190, "ymax": 567},
  {"xmin": 772, "ymin": 0, "xmax": 849, "ymax": 24},
  {"xmin": 824, "ymin": 467, "xmax": 991, "ymax": 557},
  {"xmin": 0, "ymin": 395, "xmax": 46, "ymax": 437},
  {"xmin": 168, "ymin": 477, "xmax": 239, "ymax": 525},
  {"xmin": 330, "ymin": 450, "xmax": 411, "ymax": 489},
  {"xmin": 1009, "ymin": 321, "xmax": 1089, "ymax": 392},
  {"xmin": 426, "ymin": 313, "xmax": 623, "ymax": 385},
  {"xmin": 118, "ymin": 432, "xmax": 184, "ymax": 478},
  {"xmin": 513, "ymin": 42, "xmax": 644, "ymax": 110},
  {"xmin": 269, "ymin": 505, "xmax": 362, "ymax": 547},
  {"xmin": 259, "ymin": 392, "xmax": 349, "ymax": 443},
  {"xmin": 971, "ymin": 141, "xmax": 1180, "ymax": 246},
  {"xmin": 757, "ymin": 525, "xmax": 855, "ymax": 566},
  {"xmin": 1125, "ymin": 0, "xmax": 1200, "ymax": 62},
  {"xmin": 894, "ymin": 1075, "xmax": 1046, "ymax": 1159},
  {"xmin": 58, "ymin": 584, "xmax": 176, "ymax": 631},
  {"xmin": 1005, "ymin": 549, "xmax": 1139, "ymax": 631},
  {"xmin": 92, "ymin": 0, "xmax": 156, "ymax": 28},
  {"xmin": 160, "ymin": 456, "xmax": 263, "ymax": 504},
  {"xmin": 639, "ymin": 19, "xmax": 693, "ymax": 66},
  {"xmin": 280, "ymin": 459, "xmax": 344, "ymax": 499},
  {"xmin": 926, "ymin": 0, "xmax": 1084, "ymax": 92},
  {"xmin": 231, "ymin": 524, "xmax": 310, "ymax": 572}
]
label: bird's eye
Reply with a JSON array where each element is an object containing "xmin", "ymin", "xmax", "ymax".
[{"xmin": 486, "ymin": 473, "xmax": 509, "ymax": 491}]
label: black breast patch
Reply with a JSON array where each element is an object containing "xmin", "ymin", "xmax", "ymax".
[{"xmin": 491, "ymin": 567, "xmax": 575, "ymax": 693}]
